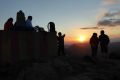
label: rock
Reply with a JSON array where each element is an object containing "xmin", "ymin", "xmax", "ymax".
[
  {"xmin": 17, "ymin": 63, "xmax": 58, "ymax": 80},
  {"xmin": 64, "ymin": 75, "xmax": 91, "ymax": 80},
  {"xmin": 63, "ymin": 76, "xmax": 80, "ymax": 80},
  {"xmin": 109, "ymin": 52, "xmax": 120, "ymax": 60},
  {"xmin": 52, "ymin": 57, "xmax": 74, "ymax": 76},
  {"xmin": 83, "ymin": 56, "xmax": 96, "ymax": 64}
]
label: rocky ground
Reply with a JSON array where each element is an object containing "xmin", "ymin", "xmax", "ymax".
[{"xmin": 0, "ymin": 55, "xmax": 120, "ymax": 80}]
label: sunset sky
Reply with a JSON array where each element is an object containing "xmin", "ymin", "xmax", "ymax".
[{"xmin": 0, "ymin": 0, "xmax": 120, "ymax": 44}]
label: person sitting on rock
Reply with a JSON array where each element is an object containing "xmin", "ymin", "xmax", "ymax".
[
  {"xmin": 26, "ymin": 16, "xmax": 34, "ymax": 31},
  {"xmin": 4, "ymin": 18, "xmax": 14, "ymax": 31},
  {"xmin": 14, "ymin": 10, "xmax": 26, "ymax": 30}
]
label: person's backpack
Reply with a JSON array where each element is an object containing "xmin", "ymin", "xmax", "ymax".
[{"xmin": 47, "ymin": 22, "xmax": 55, "ymax": 32}]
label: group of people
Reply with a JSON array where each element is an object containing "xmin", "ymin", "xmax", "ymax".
[
  {"xmin": 4, "ymin": 10, "xmax": 56, "ymax": 32},
  {"xmin": 4, "ymin": 10, "xmax": 34, "ymax": 31},
  {"xmin": 4, "ymin": 10, "xmax": 65, "ymax": 56},
  {"xmin": 90, "ymin": 30, "xmax": 110, "ymax": 58},
  {"xmin": 57, "ymin": 30, "xmax": 110, "ymax": 58},
  {"xmin": 3, "ymin": 10, "xmax": 111, "ymax": 58}
]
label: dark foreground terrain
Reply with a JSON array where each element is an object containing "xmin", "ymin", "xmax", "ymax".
[{"xmin": 0, "ymin": 55, "xmax": 120, "ymax": 80}]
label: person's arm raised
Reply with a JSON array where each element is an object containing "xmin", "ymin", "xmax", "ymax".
[{"xmin": 63, "ymin": 34, "xmax": 65, "ymax": 37}]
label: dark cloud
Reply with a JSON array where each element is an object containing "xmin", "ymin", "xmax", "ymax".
[
  {"xmin": 98, "ymin": 19, "xmax": 120, "ymax": 27},
  {"xmin": 80, "ymin": 27, "xmax": 104, "ymax": 30},
  {"xmin": 104, "ymin": 11, "xmax": 120, "ymax": 17},
  {"xmin": 98, "ymin": 11, "xmax": 120, "ymax": 27},
  {"xmin": 98, "ymin": 20, "xmax": 114, "ymax": 26},
  {"xmin": 114, "ymin": 19, "xmax": 120, "ymax": 25}
]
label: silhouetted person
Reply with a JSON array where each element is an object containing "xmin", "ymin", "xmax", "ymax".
[
  {"xmin": 90, "ymin": 33, "xmax": 99, "ymax": 58},
  {"xmin": 47, "ymin": 22, "xmax": 56, "ymax": 32},
  {"xmin": 57, "ymin": 32, "xmax": 65, "ymax": 56},
  {"xmin": 99, "ymin": 30, "xmax": 110, "ymax": 58},
  {"xmin": 26, "ymin": 16, "xmax": 34, "ymax": 31},
  {"xmin": 14, "ymin": 10, "xmax": 26, "ymax": 30},
  {"xmin": 4, "ymin": 18, "xmax": 13, "ymax": 31},
  {"xmin": 34, "ymin": 26, "xmax": 45, "ymax": 32}
]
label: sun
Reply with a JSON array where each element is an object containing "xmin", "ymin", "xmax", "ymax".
[{"xmin": 79, "ymin": 36, "xmax": 85, "ymax": 42}]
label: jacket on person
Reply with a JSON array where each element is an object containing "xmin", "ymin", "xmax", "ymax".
[
  {"xmin": 4, "ymin": 21, "xmax": 13, "ymax": 31},
  {"xmin": 90, "ymin": 36, "xmax": 99, "ymax": 47},
  {"xmin": 99, "ymin": 34, "xmax": 110, "ymax": 45}
]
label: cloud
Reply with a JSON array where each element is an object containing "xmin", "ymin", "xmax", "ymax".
[
  {"xmin": 104, "ymin": 11, "xmax": 120, "ymax": 17},
  {"xmin": 99, "ymin": 0, "xmax": 120, "ymax": 19},
  {"xmin": 80, "ymin": 27, "xmax": 104, "ymax": 30},
  {"xmin": 97, "ymin": 11, "xmax": 120, "ymax": 27},
  {"xmin": 98, "ymin": 19, "xmax": 120, "ymax": 26},
  {"xmin": 102, "ymin": 0, "xmax": 119, "ymax": 6},
  {"xmin": 114, "ymin": 19, "xmax": 120, "ymax": 25},
  {"xmin": 96, "ymin": 8, "xmax": 108, "ymax": 21},
  {"xmin": 96, "ymin": 0, "xmax": 120, "ymax": 24},
  {"xmin": 96, "ymin": 0, "xmax": 120, "ymax": 27},
  {"xmin": 98, "ymin": 20, "xmax": 114, "ymax": 26}
]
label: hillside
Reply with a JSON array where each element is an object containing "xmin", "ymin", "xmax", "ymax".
[{"xmin": 0, "ymin": 56, "xmax": 120, "ymax": 80}]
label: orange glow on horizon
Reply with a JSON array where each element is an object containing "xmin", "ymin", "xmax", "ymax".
[
  {"xmin": 65, "ymin": 35, "xmax": 89, "ymax": 44},
  {"xmin": 79, "ymin": 36, "xmax": 86, "ymax": 42},
  {"xmin": 64, "ymin": 27, "xmax": 120, "ymax": 44}
]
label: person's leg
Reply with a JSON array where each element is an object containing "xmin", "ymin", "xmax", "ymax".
[
  {"xmin": 91, "ymin": 47, "xmax": 94, "ymax": 57},
  {"xmin": 61, "ymin": 46, "xmax": 65, "ymax": 56},
  {"xmin": 103, "ymin": 45, "xmax": 109, "ymax": 58},
  {"xmin": 93, "ymin": 47, "xmax": 98, "ymax": 59},
  {"xmin": 58, "ymin": 47, "xmax": 61, "ymax": 56},
  {"xmin": 91, "ymin": 47, "xmax": 96, "ymax": 57},
  {"xmin": 101, "ymin": 45, "xmax": 104, "ymax": 57},
  {"xmin": 94, "ymin": 47, "xmax": 98, "ymax": 57},
  {"xmin": 105, "ymin": 45, "xmax": 108, "ymax": 53},
  {"xmin": 105, "ymin": 45, "xmax": 108, "ymax": 59}
]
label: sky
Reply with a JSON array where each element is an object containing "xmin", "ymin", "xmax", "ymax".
[{"xmin": 0, "ymin": 0, "xmax": 120, "ymax": 44}]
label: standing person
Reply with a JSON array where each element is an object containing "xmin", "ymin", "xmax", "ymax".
[
  {"xmin": 4, "ymin": 18, "xmax": 13, "ymax": 31},
  {"xmin": 90, "ymin": 33, "xmax": 99, "ymax": 58},
  {"xmin": 26, "ymin": 16, "xmax": 34, "ymax": 31},
  {"xmin": 99, "ymin": 30, "xmax": 110, "ymax": 58},
  {"xmin": 57, "ymin": 32, "xmax": 65, "ymax": 56}
]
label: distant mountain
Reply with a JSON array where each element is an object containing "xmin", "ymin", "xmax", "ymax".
[
  {"xmin": 109, "ymin": 42, "xmax": 120, "ymax": 53},
  {"xmin": 65, "ymin": 42, "xmax": 120, "ymax": 57},
  {"xmin": 65, "ymin": 43, "xmax": 90, "ymax": 56}
]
